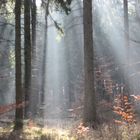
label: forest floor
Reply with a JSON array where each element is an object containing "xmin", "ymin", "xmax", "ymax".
[{"xmin": 0, "ymin": 118, "xmax": 140, "ymax": 140}]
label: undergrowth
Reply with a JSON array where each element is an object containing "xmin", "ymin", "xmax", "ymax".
[{"xmin": 0, "ymin": 122, "xmax": 140, "ymax": 140}]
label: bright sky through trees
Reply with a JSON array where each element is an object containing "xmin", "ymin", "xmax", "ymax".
[{"xmin": 36, "ymin": 0, "xmax": 41, "ymax": 7}]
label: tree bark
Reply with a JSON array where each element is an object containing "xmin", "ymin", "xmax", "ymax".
[
  {"xmin": 123, "ymin": 0, "xmax": 130, "ymax": 94},
  {"xmin": 24, "ymin": 0, "xmax": 32, "ymax": 118},
  {"xmin": 30, "ymin": 0, "xmax": 38, "ymax": 117},
  {"xmin": 39, "ymin": 1, "xmax": 49, "ymax": 122},
  {"xmin": 124, "ymin": 0, "xmax": 129, "ymax": 44},
  {"xmin": 41, "ymin": 5, "xmax": 48, "ymax": 104},
  {"xmin": 83, "ymin": 0, "xmax": 97, "ymax": 123},
  {"xmin": 14, "ymin": 0, "xmax": 23, "ymax": 130},
  {"xmin": 32, "ymin": 0, "xmax": 36, "ymax": 55}
]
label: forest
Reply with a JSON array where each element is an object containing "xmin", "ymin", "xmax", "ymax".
[{"xmin": 0, "ymin": 0, "xmax": 140, "ymax": 139}]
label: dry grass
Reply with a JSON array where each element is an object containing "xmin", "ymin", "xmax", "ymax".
[
  {"xmin": 0, "ymin": 122, "xmax": 140, "ymax": 140},
  {"xmin": 0, "ymin": 124, "xmax": 76, "ymax": 140},
  {"xmin": 72, "ymin": 123, "xmax": 140, "ymax": 140}
]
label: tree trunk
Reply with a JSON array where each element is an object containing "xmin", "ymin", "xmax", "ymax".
[
  {"xmin": 31, "ymin": 0, "xmax": 36, "ymax": 55},
  {"xmin": 24, "ymin": 0, "xmax": 32, "ymax": 118},
  {"xmin": 30, "ymin": 0, "xmax": 38, "ymax": 117},
  {"xmin": 83, "ymin": 0, "xmax": 97, "ymax": 123},
  {"xmin": 41, "ymin": 5, "xmax": 48, "ymax": 105},
  {"xmin": 123, "ymin": 0, "xmax": 130, "ymax": 94},
  {"xmin": 14, "ymin": 0, "xmax": 23, "ymax": 130},
  {"xmin": 40, "ymin": 1, "xmax": 49, "ymax": 122},
  {"xmin": 124, "ymin": 0, "xmax": 129, "ymax": 44}
]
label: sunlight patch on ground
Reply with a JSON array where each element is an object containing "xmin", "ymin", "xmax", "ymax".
[
  {"xmin": 0, "ymin": 123, "xmax": 140, "ymax": 140},
  {"xmin": 0, "ymin": 125, "xmax": 76, "ymax": 140}
]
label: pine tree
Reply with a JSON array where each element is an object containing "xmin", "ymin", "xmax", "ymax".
[
  {"xmin": 14, "ymin": 0, "xmax": 23, "ymax": 130},
  {"xmin": 83, "ymin": 0, "xmax": 97, "ymax": 124}
]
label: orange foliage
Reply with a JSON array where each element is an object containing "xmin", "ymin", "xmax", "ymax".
[
  {"xmin": 76, "ymin": 123, "xmax": 89, "ymax": 135},
  {"xmin": 131, "ymin": 95, "xmax": 140, "ymax": 101},
  {"xmin": 113, "ymin": 95, "xmax": 136, "ymax": 125},
  {"xmin": 114, "ymin": 120, "xmax": 126, "ymax": 125}
]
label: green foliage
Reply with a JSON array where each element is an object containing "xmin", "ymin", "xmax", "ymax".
[
  {"xmin": 55, "ymin": 0, "xmax": 72, "ymax": 15},
  {"xmin": 0, "ymin": 0, "xmax": 15, "ymax": 22},
  {"xmin": 43, "ymin": 0, "xmax": 72, "ymax": 15}
]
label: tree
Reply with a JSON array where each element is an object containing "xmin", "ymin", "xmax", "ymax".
[
  {"xmin": 31, "ymin": 0, "xmax": 37, "ymax": 54},
  {"xmin": 24, "ymin": 0, "xmax": 32, "ymax": 118},
  {"xmin": 123, "ymin": 0, "xmax": 129, "ymax": 46},
  {"xmin": 30, "ymin": 0, "xmax": 38, "ymax": 117},
  {"xmin": 123, "ymin": 0, "xmax": 130, "ymax": 94},
  {"xmin": 14, "ymin": 0, "xmax": 23, "ymax": 130},
  {"xmin": 83, "ymin": 0, "xmax": 97, "ymax": 124},
  {"xmin": 40, "ymin": 0, "xmax": 49, "ymax": 120}
]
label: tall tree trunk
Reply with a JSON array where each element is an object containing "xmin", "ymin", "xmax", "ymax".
[
  {"xmin": 40, "ymin": 1, "xmax": 49, "ymax": 122},
  {"xmin": 124, "ymin": 0, "xmax": 129, "ymax": 44},
  {"xmin": 30, "ymin": 0, "xmax": 38, "ymax": 116},
  {"xmin": 83, "ymin": 0, "xmax": 97, "ymax": 123},
  {"xmin": 32, "ymin": 0, "xmax": 36, "ymax": 55},
  {"xmin": 14, "ymin": 0, "xmax": 23, "ymax": 130},
  {"xmin": 123, "ymin": 0, "xmax": 130, "ymax": 94},
  {"xmin": 24, "ymin": 0, "xmax": 32, "ymax": 118}
]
